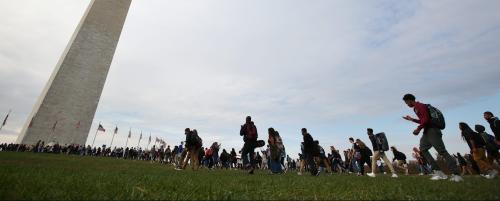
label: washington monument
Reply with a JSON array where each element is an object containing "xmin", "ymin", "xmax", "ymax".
[{"xmin": 16, "ymin": 0, "xmax": 132, "ymax": 145}]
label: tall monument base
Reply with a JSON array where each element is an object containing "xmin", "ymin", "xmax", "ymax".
[{"xmin": 16, "ymin": 0, "xmax": 132, "ymax": 145}]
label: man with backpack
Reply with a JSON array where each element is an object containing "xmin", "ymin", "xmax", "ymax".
[
  {"xmin": 483, "ymin": 111, "xmax": 500, "ymax": 145},
  {"xmin": 179, "ymin": 128, "xmax": 203, "ymax": 170},
  {"xmin": 366, "ymin": 128, "xmax": 397, "ymax": 178},
  {"xmin": 302, "ymin": 128, "xmax": 321, "ymax": 176},
  {"xmin": 240, "ymin": 116, "xmax": 258, "ymax": 174},
  {"xmin": 402, "ymin": 94, "xmax": 462, "ymax": 182}
]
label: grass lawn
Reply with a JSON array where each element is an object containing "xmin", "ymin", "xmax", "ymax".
[{"xmin": 0, "ymin": 152, "xmax": 499, "ymax": 200}]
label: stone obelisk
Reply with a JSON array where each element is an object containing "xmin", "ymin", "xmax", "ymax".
[{"xmin": 16, "ymin": 0, "xmax": 132, "ymax": 145}]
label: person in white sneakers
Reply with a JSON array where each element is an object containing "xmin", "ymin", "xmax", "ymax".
[
  {"xmin": 402, "ymin": 94, "xmax": 463, "ymax": 182},
  {"xmin": 391, "ymin": 146, "xmax": 409, "ymax": 176},
  {"xmin": 365, "ymin": 128, "xmax": 398, "ymax": 178},
  {"xmin": 459, "ymin": 122, "xmax": 498, "ymax": 179}
]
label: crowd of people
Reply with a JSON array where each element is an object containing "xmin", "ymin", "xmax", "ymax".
[{"xmin": 1, "ymin": 94, "xmax": 499, "ymax": 182}]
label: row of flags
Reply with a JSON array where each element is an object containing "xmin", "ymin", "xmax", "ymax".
[
  {"xmin": 1, "ymin": 110, "xmax": 166, "ymax": 147},
  {"xmin": 96, "ymin": 123, "xmax": 166, "ymax": 145}
]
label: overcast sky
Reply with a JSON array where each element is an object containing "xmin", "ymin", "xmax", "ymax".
[{"xmin": 1, "ymin": 0, "xmax": 500, "ymax": 159}]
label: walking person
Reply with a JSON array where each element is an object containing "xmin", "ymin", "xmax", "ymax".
[
  {"xmin": 230, "ymin": 148, "xmax": 238, "ymax": 169},
  {"xmin": 297, "ymin": 143, "xmax": 306, "ymax": 175},
  {"xmin": 210, "ymin": 142, "xmax": 221, "ymax": 169},
  {"xmin": 302, "ymin": 128, "xmax": 320, "ymax": 176},
  {"xmin": 390, "ymin": 146, "xmax": 409, "ymax": 175},
  {"xmin": 402, "ymin": 94, "xmax": 462, "ymax": 182},
  {"xmin": 268, "ymin": 128, "xmax": 284, "ymax": 174},
  {"xmin": 366, "ymin": 128, "xmax": 398, "ymax": 178},
  {"xmin": 456, "ymin": 152, "xmax": 472, "ymax": 176},
  {"xmin": 483, "ymin": 111, "xmax": 500, "ymax": 146},
  {"xmin": 220, "ymin": 149, "xmax": 230, "ymax": 169},
  {"xmin": 175, "ymin": 142, "xmax": 185, "ymax": 169},
  {"xmin": 459, "ymin": 122, "xmax": 497, "ymax": 179},
  {"xmin": 348, "ymin": 138, "xmax": 360, "ymax": 174},
  {"xmin": 178, "ymin": 128, "xmax": 203, "ymax": 170},
  {"xmin": 330, "ymin": 146, "xmax": 344, "ymax": 173},
  {"xmin": 355, "ymin": 139, "xmax": 372, "ymax": 176},
  {"xmin": 412, "ymin": 147, "xmax": 431, "ymax": 175},
  {"xmin": 475, "ymin": 124, "xmax": 500, "ymax": 165},
  {"xmin": 315, "ymin": 143, "xmax": 332, "ymax": 175},
  {"xmin": 240, "ymin": 116, "xmax": 259, "ymax": 174}
]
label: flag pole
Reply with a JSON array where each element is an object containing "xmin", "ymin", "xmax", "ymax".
[
  {"xmin": 91, "ymin": 122, "xmax": 100, "ymax": 148},
  {"xmin": 125, "ymin": 128, "xmax": 130, "ymax": 148},
  {"xmin": 124, "ymin": 128, "xmax": 130, "ymax": 158},
  {"xmin": 110, "ymin": 125, "xmax": 117, "ymax": 148},
  {"xmin": 137, "ymin": 130, "xmax": 142, "ymax": 149},
  {"xmin": 50, "ymin": 121, "xmax": 58, "ymax": 144},
  {"xmin": 147, "ymin": 133, "xmax": 151, "ymax": 150},
  {"xmin": 0, "ymin": 109, "xmax": 11, "ymax": 131}
]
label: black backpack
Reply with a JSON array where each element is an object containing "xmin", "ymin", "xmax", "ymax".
[
  {"xmin": 187, "ymin": 132, "xmax": 202, "ymax": 147},
  {"xmin": 481, "ymin": 132, "xmax": 499, "ymax": 151},
  {"xmin": 375, "ymin": 132, "xmax": 389, "ymax": 151},
  {"xmin": 427, "ymin": 104, "xmax": 446, "ymax": 130},
  {"xmin": 195, "ymin": 135, "xmax": 203, "ymax": 147}
]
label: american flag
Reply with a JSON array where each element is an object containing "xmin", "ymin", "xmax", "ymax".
[{"xmin": 97, "ymin": 124, "xmax": 106, "ymax": 132}]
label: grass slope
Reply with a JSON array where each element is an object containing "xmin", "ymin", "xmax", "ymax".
[{"xmin": 0, "ymin": 152, "xmax": 499, "ymax": 200}]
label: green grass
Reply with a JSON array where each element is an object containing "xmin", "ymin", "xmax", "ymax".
[{"xmin": 0, "ymin": 152, "xmax": 499, "ymax": 200}]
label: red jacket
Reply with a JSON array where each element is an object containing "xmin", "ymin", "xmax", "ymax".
[{"xmin": 413, "ymin": 102, "xmax": 430, "ymax": 131}]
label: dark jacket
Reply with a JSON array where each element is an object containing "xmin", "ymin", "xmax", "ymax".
[
  {"xmin": 392, "ymin": 150, "xmax": 406, "ymax": 161},
  {"xmin": 240, "ymin": 122, "xmax": 258, "ymax": 142},
  {"xmin": 462, "ymin": 127, "xmax": 486, "ymax": 150},
  {"xmin": 303, "ymin": 133, "xmax": 319, "ymax": 157},
  {"xmin": 368, "ymin": 135, "xmax": 380, "ymax": 151}
]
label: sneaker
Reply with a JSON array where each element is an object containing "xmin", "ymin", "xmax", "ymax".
[
  {"xmin": 430, "ymin": 171, "xmax": 448, "ymax": 181},
  {"xmin": 315, "ymin": 170, "xmax": 321, "ymax": 176},
  {"xmin": 174, "ymin": 167, "xmax": 183, "ymax": 171},
  {"xmin": 419, "ymin": 173, "xmax": 424, "ymax": 176},
  {"xmin": 367, "ymin": 173, "xmax": 376, "ymax": 178},
  {"xmin": 297, "ymin": 172, "xmax": 303, "ymax": 176},
  {"xmin": 449, "ymin": 174, "xmax": 463, "ymax": 182},
  {"xmin": 391, "ymin": 173, "xmax": 398, "ymax": 178},
  {"xmin": 488, "ymin": 169, "xmax": 498, "ymax": 179}
]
